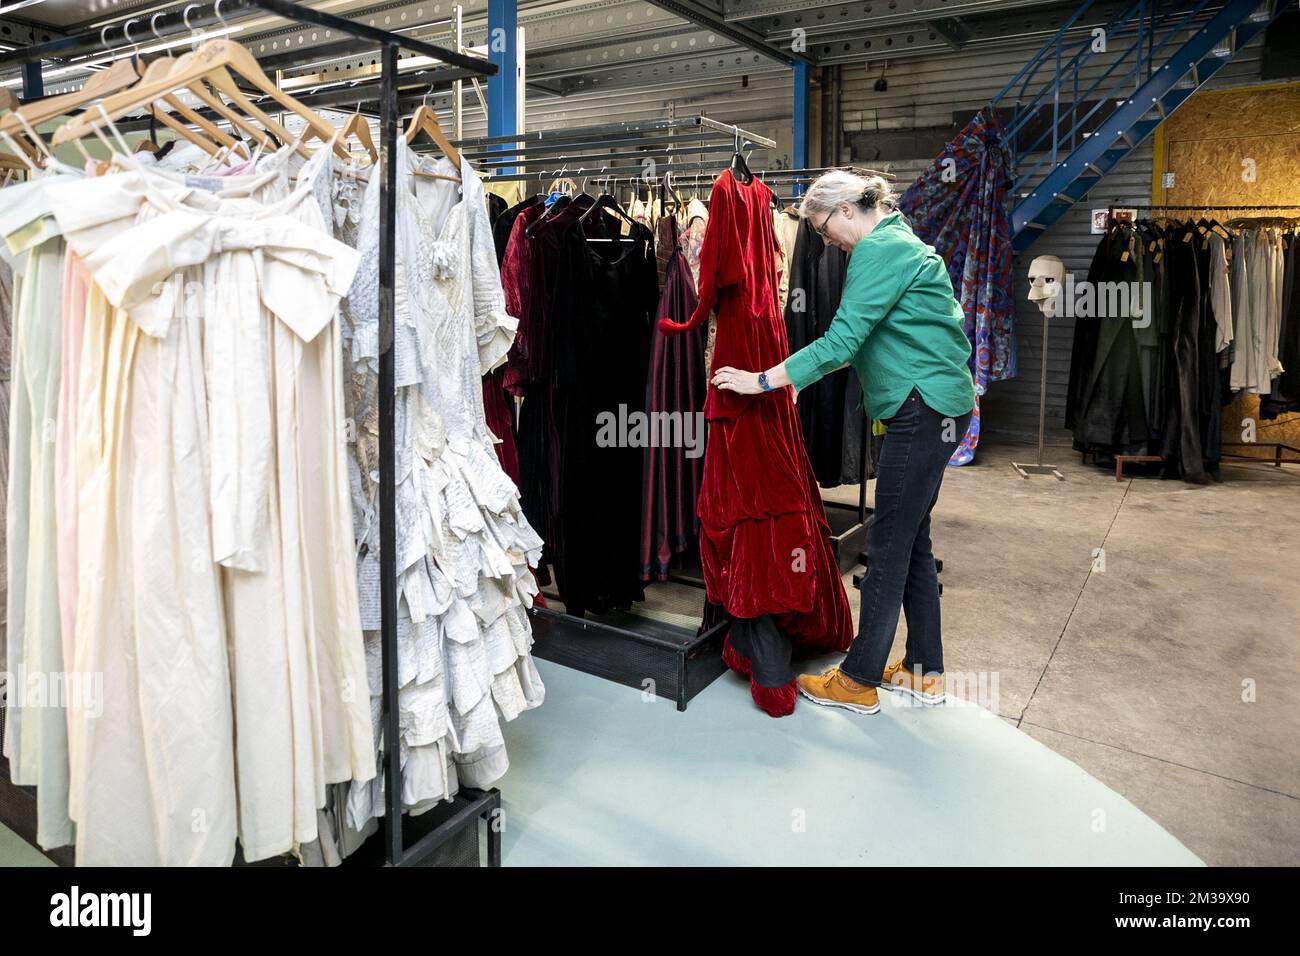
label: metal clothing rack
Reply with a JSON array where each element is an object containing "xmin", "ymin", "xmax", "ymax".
[
  {"xmin": 448, "ymin": 116, "xmax": 776, "ymax": 185},
  {"xmin": 603, "ymin": 165, "xmax": 904, "ymax": 205},
  {"xmin": 1108, "ymin": 203, "xmax": 1300, "ymax": 222},
  {"xmin": 0, "ymin": 0, "xmax": 501, "ymax": 869}
]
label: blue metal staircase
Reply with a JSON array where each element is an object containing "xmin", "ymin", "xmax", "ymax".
[{"xmin": 993, "ymin": 0, "xmax": 1287, "ymax": 251}]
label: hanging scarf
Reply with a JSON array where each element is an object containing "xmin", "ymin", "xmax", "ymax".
[{"xmin": 898, "ymin": 106, "xmax": 1016, "ymax": 464}]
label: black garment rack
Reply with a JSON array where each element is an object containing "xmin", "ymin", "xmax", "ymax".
[{"xmin": 0, "ymin": 0, "xmax": 501, "ymax": 869}]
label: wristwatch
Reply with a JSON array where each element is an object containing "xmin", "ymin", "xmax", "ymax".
[{"xmin": 758, "ymin": 371, "xmax": 773, "ymax": 392}]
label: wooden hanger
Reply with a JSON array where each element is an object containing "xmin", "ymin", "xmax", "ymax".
[
  {"xmin": 0, "ymin": 148, "xmax": 29, "ymax": 172},
  {"xmin": 163, "ymin": 52, "xmax": 280, "ymax": 153},
  {"xmin": 0, "ymin": 56, "xmax": 138, "ymax": 138},
  {"xmin": 53, "ymin": 38, "xmax": 346, "ymax": 159},
  {"xmin": 405, "ymin": 104, "xmax": 461, "ymax": 181},
  {"xmin": 122, "ymin": 55, "xmax": 229, "ymax": 159},
  {"xmin": 547, "ymin": 175, "xmax": 577, "ymax": 197},
  {"xmin": 144, "ymin": 55, "xmax": 250, "ymax": 157},
  {"xmin": 0, "ymin": 56, "xmax": 145, "ymax": 162},
  {"xmin": 337, "ymin": 110, "xmax": 377, "ymax": 163}
]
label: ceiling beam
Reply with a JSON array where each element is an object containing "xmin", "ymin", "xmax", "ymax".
[
  {"xmin": 927, "ymin": 18, "xmax": 971, "ymax": 51},
  {"xmin": 0, "ymin": 14, "xmax": 66, "ymax": 53},
  {"xmin": 646, "ymin": 0, "xmax": 810, "ymax": 66},
  {"xmin": 754, "ymin": 0, "xmax": 1086, "ymax": 41}
]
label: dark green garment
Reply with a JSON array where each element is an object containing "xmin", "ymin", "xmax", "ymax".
[{"xmin": 784, "ymin": 212, "xmax": 975, "ymax": 421}]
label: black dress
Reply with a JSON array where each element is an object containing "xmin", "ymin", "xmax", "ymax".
[
  {"xmin": 547, "ymin": 207, "xmax": 657, "ymax": 615},
  {"xmin": 783, "ymin": 217, "xmax": 868, "ymax": 487}
]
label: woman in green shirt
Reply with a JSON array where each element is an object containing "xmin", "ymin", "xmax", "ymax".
[{"xmin": 713, "ymin": 171, "xmax": 975, "ymax": 716}]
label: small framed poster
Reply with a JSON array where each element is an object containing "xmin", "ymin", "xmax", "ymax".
[{"xmin": 1093, "ymin": 207, "xmax": 1136, "ymax": 233}]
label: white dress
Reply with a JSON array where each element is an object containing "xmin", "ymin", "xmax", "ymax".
[
  {"xmin": 344, "ymin": 140, "xmax": 545, "ymax": 826},
  {"xmin": 0, "ymin": 171, "xmax": 77, "ymax": 850},
  {"xmin": 48, "ymin": 151, "xmax": 372, "ymax": 864}
]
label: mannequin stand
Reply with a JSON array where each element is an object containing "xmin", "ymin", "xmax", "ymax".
[{"xmin": 1012, "ymin": 308, "xmax": 1065, "ymax": 481}]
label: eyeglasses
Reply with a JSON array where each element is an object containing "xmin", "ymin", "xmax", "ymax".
[{"xmin": 813, "ymin": 207, "xmax": 838, "ymax": 239}]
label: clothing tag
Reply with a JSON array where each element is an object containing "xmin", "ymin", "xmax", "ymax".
[
  {"xmin": 1148, "ymin": 240, "xmax": 1156, "ymax": 252},
  {"xmin": 1202, "ymin": 237, "xmax": 1209, "ymax": 249},
  {"xmin": 1154, "ymin": 253, "xmax": 1163, "ymax": 263},
  {"xmin": 1120, "ymin": 250, "xmax": 1129, "ymax": 262},
  {"xmin": 1183, "ymin": 232, "xmax": 1193, "ymax": 242},
  {"xmin": 185, "ymin": 175, "xmax": 225, "ymax": 192}
]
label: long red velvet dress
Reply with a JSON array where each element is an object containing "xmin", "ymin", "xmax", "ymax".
[{"xmin": 659, "ymin": 171, "xmax": 852, "ymax": 654}]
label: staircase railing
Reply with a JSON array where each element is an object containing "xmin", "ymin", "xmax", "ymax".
[{"xmin": 990, "ymin": 0, "xmax": 1243, "ymax": 194}]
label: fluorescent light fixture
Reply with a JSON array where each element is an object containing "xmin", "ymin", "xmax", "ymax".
[
  {"xmin": 0, "ymin": 1, "xmax": 55, "ymax": 15},
  {"xmin": 1, "ymin": 24, "xmax": 244, "ymax": 89}
]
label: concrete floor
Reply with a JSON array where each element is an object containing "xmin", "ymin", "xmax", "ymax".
[{"xmin": 816, "ymin": 435, "xmax": 1300, "ymax": 867}]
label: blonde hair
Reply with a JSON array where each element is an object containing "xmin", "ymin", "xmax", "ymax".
[{"xmin": 799, "ymin": 169, "xmax": 898, "ymax": 220}]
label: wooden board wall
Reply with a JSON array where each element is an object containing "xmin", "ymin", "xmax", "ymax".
[{"xmin": 1153, "ymin": 83, "xmax": 1300, "ymax": 461}]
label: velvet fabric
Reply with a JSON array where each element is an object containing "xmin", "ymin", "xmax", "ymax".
[
  {"xmin": 640, "ymin": 215, "xmax": 706, "ymax": 581},
  {"xmin": 504, "ymin": 195, "xmax": 654, "ymax": 615},
  {"xmin": 658, "ymin": 170, "xmax": 851, "ymax": 654}
]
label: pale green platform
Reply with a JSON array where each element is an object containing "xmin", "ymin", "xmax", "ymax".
[{"xmin": 497, "ymin": 659, "xmax": 1204, "ymax": 866}]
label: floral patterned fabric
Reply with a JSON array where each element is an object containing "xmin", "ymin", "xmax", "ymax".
[{"xmin": 897, "ymin": 106, "xmax": 1015, "ymax": 464}]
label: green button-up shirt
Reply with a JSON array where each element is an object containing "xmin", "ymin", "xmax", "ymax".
[{"xmin": 784, "ymin": 212, "xmax": 976, "ymax": 422}]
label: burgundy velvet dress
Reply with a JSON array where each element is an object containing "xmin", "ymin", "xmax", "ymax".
[{"xmin": 658, "ymin": 171, "xmax": 851, "ymax": 655}]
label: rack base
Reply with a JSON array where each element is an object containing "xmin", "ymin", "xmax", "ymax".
[
  {"xmin": 1012, "ymin": 460, "xmax": 1065, "ymax": 480},
  {"xmin": 825, "ymin": 501, "xmax": 871, "ymax": 574},
  {"xmin": 528, "ymin": 605, "xmax": 727, "ymax": 711}
]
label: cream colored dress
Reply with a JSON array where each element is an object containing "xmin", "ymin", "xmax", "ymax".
[
  {"xmin": 1, "ymin": 172, "xmax": 76, "ymax": 851},
  {"xmin": 48, "ymin": 150, "xmax": 372, "ymax": 865}
]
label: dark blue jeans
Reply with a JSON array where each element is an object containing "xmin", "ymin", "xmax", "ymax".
[{"xmin": 839, "ymin": 388, "xmax": 972, "ymax": 687}]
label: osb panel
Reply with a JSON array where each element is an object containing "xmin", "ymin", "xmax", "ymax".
[
  {"xmin": 1222, "ymin": 394, "xmax": 1300, "ymax": 464},
  {"xmin": 1158, "ymin": 86, "xmax": 1300, "ymax": 457}
]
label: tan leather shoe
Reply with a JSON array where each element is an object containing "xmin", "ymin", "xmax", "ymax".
[
  {"xmin": 796, "ymin": 667, "xmax": 880, "ymax": 715},
  {"xmin": 881, "ymin": 659, "xmax": 946, "ymax": 705}
]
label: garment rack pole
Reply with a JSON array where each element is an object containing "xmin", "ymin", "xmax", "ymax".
[
  {"xmin": 1109, "ymin": 204, "xmax": 1300, "ymax": 214},
  {"xmin": 378, "ymin": 36, "xmax": 403, "ymax": 871}
]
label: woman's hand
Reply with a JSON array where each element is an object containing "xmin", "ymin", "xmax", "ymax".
[{"xmin": 712, "ymin": 366, "xmax": 763, "ymax": 395}]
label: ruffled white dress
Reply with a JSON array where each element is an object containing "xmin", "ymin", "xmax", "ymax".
[{"xmin": 343, "ymin": 139, "xmax": 544, "ymax": 825}]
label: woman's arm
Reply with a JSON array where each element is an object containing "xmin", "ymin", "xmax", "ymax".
[
  {"xmin": 714, "ymin": 236, "xmax": 912, "ymax": 395},
  {"xmin": 712, "ymin": 360, "xmax": 852, "ymax": 395},
  {"xmin": 711, "ymin": 361, "xmax": 789, "ymax": 394}
]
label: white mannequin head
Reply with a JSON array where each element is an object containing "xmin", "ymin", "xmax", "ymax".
[{"xmin": 1027, "ymin": 255, "xmax": 1065, "ymax": 317}]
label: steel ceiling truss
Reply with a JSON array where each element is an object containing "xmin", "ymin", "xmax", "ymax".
[
  {"xmin": 645, "ymin": 0, "xmax": 810, "ymax": 65},
  {"xmin": 0, "ymin": 16, "xmax": 65, "ymax": 51},
  {"xmin": 788, "ymin": 0, "xmax": 1135, "ymax": 66},
  {"xmin": 266, "ymin": 1, "xmax": 697, "ymax": 83},
  {"xmin": 726, "ymin": 0, "xmax": 1069, "ymax": 30}
]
